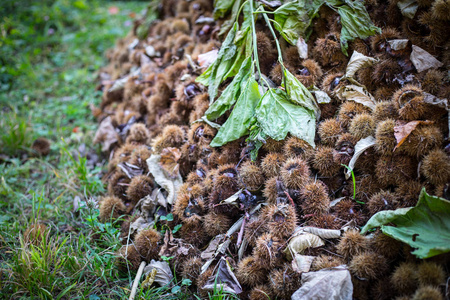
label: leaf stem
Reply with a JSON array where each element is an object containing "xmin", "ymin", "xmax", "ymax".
[{"xmin": 249, "ymin": 0, "xmax": 262, "ymax": 78}]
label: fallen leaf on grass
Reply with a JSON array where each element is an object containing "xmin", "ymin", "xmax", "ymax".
[
  {"xmin": 143, "ymin": 260, "xmax": 173, "ymax": 287},
  {"xmin": 93, "ymin": 116, "xmax": 118, "ymax": 152},
  {"xmin": 393, "ymin": 120, "xmax": 433, "ymax": 151},
  {"xmin": 203, "ymin": 257, "xmax": 242, "ymax": 295}
]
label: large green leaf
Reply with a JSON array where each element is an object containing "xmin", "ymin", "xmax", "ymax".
[
  {"xmin": 213, "ymin": 0, "xmax": 236, "ymax": 19},
  {"xmin": 273, "ymin": 0, "xmax": 320, "ymax": 44},
  {"xmin": 205, "ymin": 56, "xmax": 252, "ymax": 121},
  {"xmin": 255, "ymin": 88, "xmax": 316, "ymax": 147},
  {"xmin": 283, "ymin": 68, "xmax": 320, "ymax": 119},
  {"xmin": 361, "ymin": 189, "xmax": 450, "ymax": 259},
  {"xmin": 210, "ymin": 77, "xmax": 261, "ymax": 147},
  {"xmin": 335, "ymin": 0, "xmax": 381, "ymax": 56}
]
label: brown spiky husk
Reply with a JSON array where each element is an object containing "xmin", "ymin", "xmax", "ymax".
[
  {"xmin": 336, "ymin": 229, "xmax": 369, "ymax": 261},
  {"xmin": 261, "ymin": 153, "xmax": 285, "ymax": 178},
  {"xmin": 349, "ymin": 251, "xmax": 389, "ymax": 280},
  {"xmin": 280, "ymin": 157, "xmax": 311, "ymax": 189},
  {"xmin": 99, "ymin": 196, "xmax": 126, "ymax": 222},
  {"xmin": 421, "ymin": 149, "xmax": 450, "ymax": 186}
]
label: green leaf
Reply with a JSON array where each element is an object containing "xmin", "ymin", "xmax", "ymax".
[
  {"xmin": 213, "ymin": 0, "xmax": 236, "ymax": 19},
  {"xmin": 335, "ymin": 0, "xmax": 381, "ymax": 56},
  {"xmin": 210, "ymin": 77, "xmax": 261, "ymax": 147},
  {"xmin": 172, "ymin": 224, "xmax": 182, "ymax": 233},
  {"xmin": 283, "ymin": 68, "xmax": 320, "ymax": 119},
  {"xmin": 361, "ymin": 189, "xmax": 450, "ymax": 259},
  {"xmin": 273, "ymin": 0, "xmax": 320, "ymax": 44},
  {"xmin": 255, "ymin": 88, "xmax": 316, "ymax": 147},
  {"xmin": 205, "ymin": 56, "xmax": 252, "ymax": 120},
  {"xmin": 218, "ymin": 0, "xmax": 244, "ymax": 36}
]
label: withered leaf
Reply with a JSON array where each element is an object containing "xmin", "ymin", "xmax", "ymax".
[
  {"xmin": 159, "ymin": 147, "xmax": 181, "ymax": 179},
  {"xmin": 393, "ymin": 120, "xmax": 434, "ymax": 151}
]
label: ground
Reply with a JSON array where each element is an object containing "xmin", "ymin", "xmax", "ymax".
[{"xmin": 0, "ymin": 1, "xmax": 151, "ymax": 298}]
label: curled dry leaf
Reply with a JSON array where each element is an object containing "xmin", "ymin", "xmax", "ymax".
[
  {"xmin": 344, "ymin": 136, "xmax": 376, "ymax": 179},
  {"xmin": 300, "ymin": 226, "xmax": 343, "ymax": 239},
  {"xmin": 410, "ymin": 45, "xmax": 443, "ymax": 73},
  {"xmin": 336, "ymin": 84, "xmax": 376, "ymax": 110},
  {"xmin": 147, "ymin": 154, "xmax": 183, "ymax": 206},
  {"xmin": 397, "ymin": 0, "xmax": 418, "ymax": 19},
  {"xmin": 292, "ymin": 265, "xmax": 353, "ymax": 300},
  {"xmin": 393, "ymin": 120, "xmax": 434, "ymax": 151},
  {"xmin": 388, "ymin": 39, "xmax": 409, "ymax": 51},
  {"xmin": 344, "ymin": 51, "xmax": 377, "ymax": 80},
  {"xmin": 143, "ymin": 260, "xmax": 173, "ymax": 287},
  {"xmin": 93, "ymin": 116, "xmax": 118, "ymax": 152},
  {"xmin": 203, "ymin": 257, "xmax": 243, "ymax": 295},
  {"xmin": 285, "ymin": 232, "xmax": 325, "ymax": 259},
  {"xmin": 130, "ymin": 216, "xmax": 154, "ymax": 236},
  {"xmin": 297, "ymin": 37, "xmax": 308, "ymax": 59}
]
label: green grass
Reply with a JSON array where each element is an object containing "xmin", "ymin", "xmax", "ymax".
[{"xmin": 0, "ymin": 0, "xmax": 150, "ymax": 298}]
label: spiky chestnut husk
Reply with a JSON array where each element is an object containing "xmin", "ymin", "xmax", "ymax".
[
  {"xmin": 189, "ymin": 94, "xmax": 210, "ymax": 123},
  {"xmin": 179, "ymin": 218, "xmax": 208, "ymax": 247},
  {"xmin": 126, "ymin": 175, "xmax": 154, "ymax": 204},
  {"xmin": 373, "ymin": 101, "xmax": 398, "ymax": 122},
  {"xmin": 300, "ymin": 180, "xmax": 330, "ymax": 215},
  {"xmin": 422, "ymin": 69, "xmax": 446, "ymax": 95},
  {"xmin": 244, "ymin": 216, "xmax": 267, "ymax": 247},
  {"xmin": 261, "ymin": 153, "xmax": 285, "ymax": 179},
  {"xmin": 371, "ymin": 277, "xmax": 397, "ymax": 300},
  {"xmin": 351, "ymin": 38, "xmax": 371, "ymax": 56},
  {"xmin": 369, "ymin": 231, "xmax": 403, "ymax": 260},
  {"xmin": 396, "ymin": 180, "xmax": 427, "ymax": 207},
  {"xmin": 295, "ymin": 59, "xmax": 324, "ymax": 87},
  {"xmin": 31, "ymin": 137, "xmax": 51, "ymax": 156},
  {"xmin": 312, "ymin": 146, "xmax": 341, "ymax": 177},
  {"xmin": 311, "ymin": 254, "xmax": 344, "ymax": 271},
  {"xmin": 393, "ymin": 85, "xmax": 427, "ymax": 121},
  {"xmin": 24, "ymin": 224, "xmax": 48, "ymax": 245},
  {"xmin": 188, "ymin": 122, "xmax": 216, "ymax": 145},
  {"xmin": 117, "ymin": 245, "xmax": 141, "ymax": 272},
  {"xmin": 282, "ymin": 46, "xmax": 301, "ymax": 69},
  {"xmin": 147, "ymin": 95, "xmax": 169, "ymax": 120},
  {"xmin": 319, "ymin": 102, "xmax": 340, "ymax": 120},
  {"xmin": 321, "ymin": 72, "xmax": 344, "ymax": 96},
  {"xmin": 125, "ymin": 123, "xmax": 150, "ymax": 145},
  {"xmin": 180, "ymin": 257, "xmax": 202, "ymax": 286},
  {"xmin": 249, "ymin": 284, "xmax": 273, "ymax": 300},
  {"xmin": 353, "ymin": 148, "xmax": 377, "ymax": 176},
  {"xmin": 253, "ymin": 232, "xmax": 284, "ymax": 269},
  {"xmin": 129, "ymin": 145, "xmax": 152, "ymax": 173},
  {"xmin": 262, "ymin": 138, "xmax": 284, "ymax": 153},
  {"xmin": 99, "ymin": 196, "xmax": 126, "ymax": 222},
  {"xmin": 152, "ymin": 125, "xmax": 186, "ymax": 153},
  {"xmin": 333, "ymin": 133, "xmax": 358, "ymax": 165},
  {"xmin": 349, "ymin": 113, "xmax": 376, "ymax": 140},
  {"xmin": 413, "ymin": 286, "xmax": 444, "ymax": 300},
  {"xmin": 375, "ymin": 155, "xmax": 417, "ymax": 187},
  {"xmin": 172, "ymin": 190, "xmax": 205, "ymax": 225},
  {"xmin": 435, "ymin": 183, "xmax": 450, "ymax": 200},
  {"xmin": 239, "ymin": 161, "xmax": 264, "ymax": 192},
  {"xmin": 134, "ymin": 229, "xmax": 161, "ymax": 262},
  {"xmin": 374, "ymin": 86, "xmax": 397, "ymax": 102},
  {"xmin": 203, "ymin": 212, "xmax": 232, "ymax": 237},
  {"xmin": 313, "ymin": 32, "xmax": 348, "ymax": 69},
  {"xmin": 432, "ymin": 0, "xmax": 450, "ymax": 20},
  {"xmin": 208, "ymin": 169, "xmax": 241, "ymax": 214},
  {"xmin": 349, "ymin": 252, "xmax": 389, "ymax": 280},
  {"xmin": 398, "ymin": 125, "xmax": 443, "ymax": 157},
  {"xmin": 268, "ymin": 264, "xmax": 302, "ymax": 299},
  {"xmin": 236, "ymin": 256, "xmax": 268, "ymax": 287},
  {"xmin": 336, "ymin": 229, "xmax": 369, "ymax": 261},
  {"xmin": 262, "ymin": 203, "xmax": 297, "ymax": 239},
  {"xmin": 308, "ymin": 213, "xmax": 342, "ymax": 229},
  {"xmin": 318, "ymin": 119, "xmax": 345, "ymax": 146},
  {"xmin": 352, "ymin": 276, "xmax": 371, "ymax": 300},
  {"xmin": 370, "ymin": 27, "xmax": 402, "ymax": 54},
  {"xmin": 280, "ymin": 157, "xmax": 311, "ymax": 189},
  {"xmin": 256, "ymin": 31, "xmax": 277, "ymax": 74},
  {"xmin": 375, "ymin": 119, "xmax": 397, "ymax": 155},
  {"xmin": 337, "ymin": 101, "xmax": 371, "ymax": 128},
  {"xmin": 367, "ymin": 190, "xmax": 399, "ymax": 215},
  {"xmin": 269, "ymin": 63, "xmax": 283, "ymax": 86},
  {"xmin": 373, "ymin": 59, "xmax": 402, "ymax": 85},
  {"xmin": 217, "ymin": 139, "xmax": 244, "ymax": 166},
  {"xmin": 417, "ymin": 262, "xmax": 446, "ymax": 287},
  {"xmin": 283, "ymin": 136, "xmax": 314, "ymax": 161},
  {"xmin": 332, "ymin": 198, "xmax": 365, "ymax": 225},
  {"xmin": 391, "ymin": 262, "xmax": 419, "ymax": 295},
  {"xmin": 262, "ymin": 176, "xmax": 278, "ymax": 205}
]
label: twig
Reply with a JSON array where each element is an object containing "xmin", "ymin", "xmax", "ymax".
[{"xmin": 129, "ymin": 261, "xmax": 146, "ymax": 300}]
